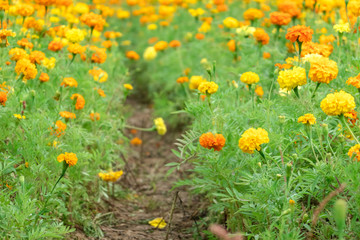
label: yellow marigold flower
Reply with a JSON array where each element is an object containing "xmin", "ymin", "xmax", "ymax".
[
  {"xmin": 347, "ymin": 0, "xmax": 360, "ymax": 17},
  {"xmin": 148, "ymin": 218, "xmax": 167, "ymax": 229},
  {"xmin": 223, "ymin": 17, "xmax": 238, "ymax": 28},
  {"xmin": 243, "ymin": 8, "xmax": 264, "ymax": 21},
  {"xmin": 333, "ymin": 23, "xmax": 350, "ymax": 33},
  {"xmin": 238, "ymin": 128, "xmax": 269, "ymax": 154},
  {"xmin": 29, "ymin": 51, "xmax": 45, "ymax": 65},
  {"xmin": 298, "ymin": 113, "xmax": 316, "ymax": 125},
  {"xmin": 308, "ymin": 57, "xmax": 338, "ymax": 84},
  {"xmin": 154, "ymin": 118, "xmax": 167, "ymax": 135},
  {"xmin": 154, "ymin": 41, "xmax": 168, "ymax": 51},
  {"xmin": 240, "ymin": 72, "xmax": 259, "ymax": 85},
  {"xmin": 16, "ymin": 4, "xmax": 34, "ymax": 17},
  {"xmin": 189, "ymin": 76, "xmax": 206, "ymax": 90},
  {"xmin": 188, "ymin": 8, "xmax": 205, "ymax": 17},
  {"xmin": 15, "ymin": 58, "xmax": 38, "ymax": 81},
  {"xmin": 124, "ymin": 84, "xmax": 133, "ymax": 90},
  {"xmin": 13, "ymin": 114, "xmax": 26, "ymax": 119},
  {"xmin": 0, "ymin": 29, "xmax": 16, "ymax": 47},
  {"xmin": 70, "ymin": 94, "xmax": 85, "ymax": 110},
  {"xmin": 348, "ymin": 144, "xmax": 360, "ymax": 161},
  {"xmin": 9, "ymin": 48, "xmax": 28, "ymax": 61},
  {"xmin": 143, "ymin": 46, "xmax": 157, "ymax": 60},
  {"xmin": 42, "ymin": 57, "xmax": 56, "ymax": 69},
  {"xmin": 67, "ymin": 43, "xmax": 86, "ymax": 55},
  {"xmin": 147, "ymin": 24, "xmax": 157, "ymax": 30},
  {"xmin": 57, "ymin": 152, "xmax": 78, "ymax": 167},
  {"xmin": 98, "ymin": 170, "xmax": 124, "ymax": 182},
  {"xmin": 320, "ymin": 91, "xmax": 355, "ymax": 116},
  {"xmin": 236, "ymin": 26, "xmax": 256, "ymax": 36},
  {"xmin": 65, "ymin": 28, "xmax": 85, "ymax": 43},
  {"xmin": 59, "ymin": 111, "xmax": 76, "ymax": 119},
  {"xmin": 277, "ymin": 67, "xmax": 306, "ymax": 91},
  {"xmin": 346, "ymin": 73, "xmax": 360, "ymax": 89},
  {"xmin": 61, "ymin": 77, "xmax": 78, "ymax": 87},
  {"xmin": 198, "ymin": 22, "xmax": 211, "ymax": 33},
  {"xmin": 198, "ymin": 81, "xmax": 218, "ymax": 94}
]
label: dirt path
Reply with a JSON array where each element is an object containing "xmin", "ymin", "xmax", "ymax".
[{"xmin": 72, "ymin": 100, "xmax": 203, "ymax": 239}]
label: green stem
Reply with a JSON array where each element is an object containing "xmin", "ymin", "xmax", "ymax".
[
  {"xmin": 311, "ymin": 82, "xmax": 321, "ymax": 99},
  {"xmin": 124, "ymin": 125, "xmax": 155, "ymax": 132},
  {"xmin": 340, "ymin": 115, "xmax": 360, "ymax": 144}
]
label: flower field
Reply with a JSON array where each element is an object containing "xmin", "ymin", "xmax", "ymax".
[{"xmin": 1, "ymin": 0, "xmax": 360, "ymax": 239}]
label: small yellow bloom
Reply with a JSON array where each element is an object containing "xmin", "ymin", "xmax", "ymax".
[
  {"xmin": 154, "ymin": 118, "xmax": 167, "ymax": 135},
  {"xmin": 124, "ymin": 84, "xmax": 133, "ymax": 90},
  {"xmin": 298, "ymin": 113, "xmax": 316, "ymax": 125},
  {"xmin": 148, "ymin": 218, "xmax": 167, "ymax": 229}
]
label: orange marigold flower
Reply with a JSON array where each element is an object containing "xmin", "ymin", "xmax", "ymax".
[
  {"xmin": 0, "ymin": 91, "xmax": 7, "ymax": 106},
  {"xmin": 90, "ymin": 112, "xmax": 100, "ymax": 121},
  {"xmin": 17, "ymin": 38, "xmax": 33, "ymax": 49},
  {"xmin": 126, "ymin": 50, "xmax": 140, "ymax": 60},
  {"xmin": 270, "ymin": 11, "xmax": 291, "ymax": 26},
  {"xmin": 154, "ymin": 41, "xmax": 168, "ymax": 51},
  {"xmin": 29, "ymin": 51, "xmax": 46, "ymax": 65},
  {"xmin": 130, "ymin": 137, "xmax": 142, "ymax": 146},
  {"xmin": 227, "ymin": 39, "xmax": 236, "ymax": 52},
  {"xmin": 48, "ymin": 40, "xmax": 63, "ymax": 52},
  {"xmin": 308, "ymin": 57, "xmax": 338, "ymax": 84},
  {"xmin": 195, "ymin": 33, "xmax": 205, "ymax": 40},
  {"xmin": 51, "ymin": 120, "xmax": 67, "ymax": 137},
  {"xmin": 15, "ymin": 58, "xmax": 38, "ymax": 80},
  {"xmin": 278, "ymin": 1, "xmax": 301, "ymax": 18},
  {"xmin": 255, "ymin": 85, "xmax": 264, "ymax": 97},
  {"xmin": 94, "ymin": 87, "xmax": 106, "ymax": 97},
  {"xmin": 199, "ymin": 132, "xmax": 226, "ymax": 151},
  {"xmin": 91, "ymin": 47, "xmax": 107, "ymax": 64},
  {"xmin": 243, "ymin": 8, "xmax": 264, "ymax": 21},
  {"xmin": 61, "ymin": 77, "xmax": 78, "ymax": 87},
  {"xmin": 346, "ymin": 73, "xmax": 360, "ymax": 89},
  {"xmin": 68, "ymin": 43, "xmax": 86, "ymax": 55},
  {"xmin": 80, "ymin": 12, "xmax": 106, "ymax": 31},
  {"xmin": 57, "ymin": 152, "xmax": 78, "ymax": 167},
  {"xmin": 9, "ymin": 48, "xmax": 28, "ymax": 61},
  {"xmin": 263, "ymin": 52, "xmax": 271, "ymax": 59},
  {"xmin": 345, "ymin": 109, "xmax": 358, "ymax": 125},
  {"xmin": 286, "ymin": 25, "xmax": 313, "ymax": 43},
  {"xmin": 39, "ymin": 72, "xmax": 49, "ymax": 82},
  {"xmin": 70, "ymin": 93, "xmax": 85, "ymax": 110},
  {"xmin": 253, "ymin": 28, "xmax": 269, "ymax": 45},
  {"xmin": 89, "ymin": 67, "xmax": 108, "ymax": 82},
  {"xmin": 169, "ymin": 40, "xmax": 181, "ymax": 48},
  {"xmin": 59, "ymin": 111, "xmax": 76, "ymax": 119},
  {"xmin": 176, "ymin": 76, "xmax": 189, "ymax": 84}
]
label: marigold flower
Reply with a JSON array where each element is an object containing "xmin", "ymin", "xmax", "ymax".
[
  {"xmin": 154, "ymin": 118, "xmax": 167, "ymax": 135},
  {"xmin": 238, "ymin": 128, "xmax": 269, "ymax": 154},
  {"xmin": 333, "ymin": 23, "xmax": 351, "ymax": 33},
  {"xmin": 13, "ymin": 114, "xmax": 26, "ymax": 119},
  {"xmin": 0, "ymin": 29, "xmax": 16, "ymax": 47},
  {"xmin": 0, "ymin": 92, "xmax": 7, "ymax": 106},
  {"xmin": 348, "ymin": 144, "xmax": 360, "ymax": 161},
  {"xmin": 199, "ymin": 132, "xmax": 226, "ymax": 151},
  {"xmin": 90, "ymin": 112, "xmax": 100, "ymax": 121},
  {"xmin": 65, "ymin": 28, "xmax": 85, "ymax": 43},
  {"xmin": 286, "ymin": 25, "xmax": 313, "ymax": 43},
  {"xmin": 198, "ymin": 81, "xmax": 218, "ymax": 94},
  {"xmin": 308, "ymin": 57, "xmax": 338, "ymax": 84},
  {"xmin": 124, "ymin": 84, "xmax": 133, "ymax": 90},
  {"xmin": 227, "ymin": 39, "xmax": 236, "ymax": 52},
  {"xmin": 15, "ymin": 58, "xmax": 38, "ymax": 81},
  {"xmin": 298, "ymin": 113, "xmax": 316, "ymax": 125},
  {"xmin": 130, "ymin": 137, "xmax": 142, "ymax": 145},
  {"xmin": 68, "ymin": 43, "xmax": 86, "ymax": 55},
  {"xmin": 51, "ymin": 120, "xmax": 67, "ymax": 137},
  {"xmin": 195, "ymin": 33, "xmax": 205, "ymax": 40},
  {"xmin": 169, "ymin": 40, "xmax": 181, "ymax": 48},
  {"xmin": 42, "ymin": 57, "xmax": 56, "ymax": 69},
  {"xmin": 240, "ymin": 72, "xmax": 259, "ymax": 85},
  {"xmin": 255, "ymin": 85, "xmax": 264, "ymax": 97},
  {"xmin": 89, "ymin": 67, "xmax": 108, "ymax": 83},
  {"xmin": 277, "ymin": 66, "xmax": 306, "ymax": 91},
  {"xmin": 126, "ymin": 50, "xmax": 140, "ymax": 60},
  {"xmin": 223, "ymin": 17, "xmax": 238, "ymax": 28},
  {"xmin": 143, "ymin": 46, "xmax": 157, "ymax": 60},
  {"xmin": 80, "ymin": 12, "xmax": 106, "ymax": 31},
  {"xmin": 91, "ymin": 47, "xmax": 107, "ymax": 64},
  {"xmin": 70, "ymin": 94, "xmax": 85, "ymax": 110},
  {"xmin": 270, "ymin": 11, "xmax": 291, "ymax": 26},
  {"xmin": 189, "ymin": 76, "xmax": 206, "ymax": 90},
  {"xmin": 48, "ymin": 40, "xmax": 63, "ymax": 52},
  {"xmin": 176, "ymin": 76, "xmax": 189, "ymax": 84},
  {"xmin": 98, "ymin": 170, "xmax": 123, "ymax": 182},
  {"xmin": 57, "ymin": 152, "xmax": 78, "ymax": 167},
  {"xmin": 59, "ymin": 111, "xmax": 76, "ymax": 119},
  {"xmin": 253, "ymin": 28, "xmax": 269, "ymax": 45},
  {"xmin": 29, "ymin": 51, "xmax": 45, "ymax": 65},
  {"xmin": 61, "ymin": 77, "xmax": 78, "ymax": 87},
  {"xmin": 39, "ymin": 73, "xmax": 49, "ymax": 82},
  {"xmin": 348, "ymin": 0, "xmax": 360, "ymax": 17},
  {"xmin": 243, "ymin": 8, "xmax": 264, "ymax": 21},
  {"xmin": 346, "ymin": 73, "xmax": 360, "ymax": 89},
  {"xmin": 320, "ymin": 91, "xmax": 355, "ymax": 116},
  {"xmin": 9, "ymin": 48, "xmax": 28, "ymax": 61},
  {"xmin": 17, "ymin": 38, "xmax": 33, "ymax": 49},
  {"xmin": 278, "ymin": 1, "xmax": 301, "ymax": 18}
]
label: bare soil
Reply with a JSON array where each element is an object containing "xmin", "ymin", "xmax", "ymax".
[{"xmin": 71, "ymin": 100, "xmax": 204, "ymax": 240}]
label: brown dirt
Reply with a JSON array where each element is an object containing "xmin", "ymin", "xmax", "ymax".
[{"xmin": 70, "ymin": 100, "xmax": 204, "ymax": 240}]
